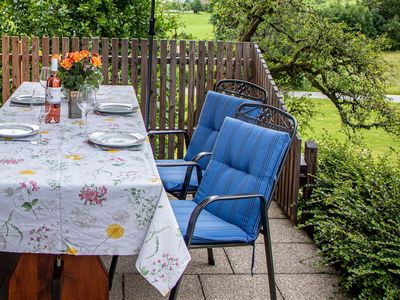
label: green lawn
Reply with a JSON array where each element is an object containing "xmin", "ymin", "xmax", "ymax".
[
  {"xmin": 177, "ymin": 12, "xmax": 214, "ymax": 40},
  {"xmin": 301, "ymin": 99, "xmax": 400, "ymax": 156},
  {"xmin": 384, "ymin": 51, "xmax": 400, "ymax": 95}
]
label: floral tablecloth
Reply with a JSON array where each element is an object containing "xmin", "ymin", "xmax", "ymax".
[{"xmin": 0, "ymin": 82, "xmax": 190, "ymax": 295}]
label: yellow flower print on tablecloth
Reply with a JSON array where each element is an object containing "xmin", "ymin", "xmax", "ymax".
[
  {"xmin": 39, "ymin": 131, "xmax": 49, "ymax": 135},
  {"xmin": 106, "ymin": 224, "xmax": 124, "ymax": 239},
  {"xmin": 64, "ymin": 154, "xmax": 82, "ymax": 161},
  {"xmin": 66, "ymin": 246, "xmax": 78, "ymax": 255},
  {"xmin": 104, "ymin": 118, "xmax": 115, "ymax": 122},
  {"xmin": 72, "ymin": 120, "xmax": 85, "ymax": 126},
  {"xmin": 148, "ymin": 177, "xmax": 161, "ymax": 183},
  {"xmin": 106, "ymin": 149, "xmax": 120, "ymax": 153},
  {"xmin": 93, "ymin": 224, "xmax": 124, "ymax": 253},
  {"xmin": 19, "ymin": 169, "xmax": 36, "ymax": 175}
]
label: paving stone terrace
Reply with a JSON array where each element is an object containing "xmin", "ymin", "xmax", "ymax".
[{"xmin": 104, "ymin": 200, "xmax": 349, "ymax": 300}]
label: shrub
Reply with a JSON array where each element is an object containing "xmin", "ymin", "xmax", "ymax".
[{"xmin": 299, "ymin": 136, "xmax": 400, "ymax": 299}]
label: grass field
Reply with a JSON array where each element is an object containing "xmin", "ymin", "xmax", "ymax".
[
  {"xmin": 384, "ymin": 51, "xmax": 400, "ymax": 95},
  {"xmin": 301, "ymin": 99, "xmax": 400, "ymax": 156},
  {"xmin": 177, "ymin": 12, "xmax": 214, "ymax": 40}
]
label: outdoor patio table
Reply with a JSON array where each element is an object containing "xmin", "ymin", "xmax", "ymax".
[{"xmin": 0, "ymin": 82, "xmax": 191, "ymax": 299}]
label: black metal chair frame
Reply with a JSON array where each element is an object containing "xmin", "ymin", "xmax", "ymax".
[
  {"xmin": 149, "ymin": 80, "xmax": 269, "ymax": 200},
  {"xmin": 214, "ymin": 79, "xmax": 268, "ymax": 103}
]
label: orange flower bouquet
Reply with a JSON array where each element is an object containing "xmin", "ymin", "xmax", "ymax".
[{"xmin": 58, "ymin": 50, "xmax": 103, "ymax": 91}]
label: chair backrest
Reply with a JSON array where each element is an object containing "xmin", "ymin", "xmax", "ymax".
[
  {"xmin": 193, "ymin": 105, "xmax": 296, "ymax": 241},
  {"xmin": 184, "ymin": 91, "xmax": 255, "ymax": 169},
  {"xmin": 214, "ymin": 79, "xmax": 268, "ymax": 103}
]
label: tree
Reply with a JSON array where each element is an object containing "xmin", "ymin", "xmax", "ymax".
[
  {"xmin": 211, "ymin": 0, "xmax": 400, "ymax": 136},
  {"xmin": 0, "ymin": 0, "xmax": 180, "ymax": 39}
]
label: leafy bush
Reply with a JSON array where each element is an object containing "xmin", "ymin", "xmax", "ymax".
[
  {"xmin": 299, "ymin": 136, "xmax": 400, "ymax": 299},
  {"xmin": 0, "ymin": 0, "xmax": 180, "ymax": 39}
]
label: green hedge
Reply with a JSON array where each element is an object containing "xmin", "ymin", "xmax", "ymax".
[{"xmin": 299, "ymin": 136, "xmax": 400, "ymax": 299}]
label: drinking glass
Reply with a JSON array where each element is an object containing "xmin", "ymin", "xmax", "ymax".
[
  {"xmin": 77, "ymin": 84, "xmax": 96, "ymax": 137},
  {"xmin": 40, "ymin": 66, "xmax": 51, "ymax": 89},
  {"xmin": 31, "ymin": 89, "xmax": 50, "ymax": 144}
]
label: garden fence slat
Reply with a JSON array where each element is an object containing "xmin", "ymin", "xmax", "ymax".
[
  {"xmin": 62, "ymin": 37, "xmax": 69, "ymax": 58},
  {"xmin": 226, "ymin": 42, "xmax": 233, "ymax": 79},
  {"xmin": 92, "ymin": 38, "xmax": 99, "ymax": 54},
  {"xmin": 178, "ymin": 40, "xmax": 186, "ymax": 158},
  {"xmin": 207, "ymin": 41, "xmax": 214, "ymax": 91},
  {"xmin": 196, "ymin": 40, "xmax": 206, "ymax": 122},
  {"xmin": 42, "ymin": 37, "xmax": 50, "ymax": 67},
  {"xmin": 71, "ymin": 37, "xmax": 79, "ymax": 52},
  {"xmin": 290, "ymin": 135, "xmax": 302, "ymax": 222},
  {"xmin": 31, "ymin": 37, "xmax": 40, "ymax": 82},
  {"xmin": 243, "ymin": 42, "xmax": 251, "ymax": 81},
  {"xmin": 130, "ymin": 39, "xmax": 139, "ymax": 94},
  {"xmin": 121, "ymin": 38, "xmax": 129, "ymax": 85},
  {"xmin": 21, "ymin": 37, "xmax": 29, "ymax": 82},
  {"xmin": 187, "ymin": 41, "xmax": 195, "ymax": 136},
  {"xmin": 111, "ymin": 38, "xmax": 119, "ymax": 85},
  {"xmin": 216, "ymin": 41, "xmax": 224, "ymax": 83},
  {"xmin": 234, "ymin": 42, "xmax": 242, "ymax": 80},
  {"xmin": 52, "ymin": 37, "xmax": 59, "ymax": 55},
  {"xmin": 159, "ymin": 40, "xmax": 168, "ymax": 158},
  {"xmin": 140, "ymin": 40, "xmax": 148, "ymax": 117},
  {"xmin": 81, "ymin": 37, "xmax": 89, "ymax": 51},
  {"xmin": 168, "ymin": 40, "xmax": 177, "ymax": 159},
  {"xmin": 11, "ymin": 36, "xmax": 20, "ymax": 90},
  {"xmin": 101, "ymin": 38, "xmax": 109, "ymax": 85},
  {"xmin": 2, "ymin": 37, "xmax": 10, "ymax": 102}
]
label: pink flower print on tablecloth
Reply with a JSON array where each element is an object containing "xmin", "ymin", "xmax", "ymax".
[
  {"xmin": 79, "ymin": 184, "xmax": 108, "ymax": 206},
  {"xmin": 0, "ymin": 158, "xmax": 24, "ymax": 164},
  {"xmin": 149, "ymin": 254, "xmax": 181, "ymax": 284},
  {"xmin": 19, "ymin": 180, "xmax": 40, "ymax": 193},
  {"xmin": 28, "ymin": 225, "xmax": 50, "ymax": 252}
]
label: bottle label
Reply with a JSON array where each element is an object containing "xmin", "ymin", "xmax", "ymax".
[
  {"xmin": 48, "ymin": 87, "xmax": 61, "ymax": 104},
  {"xmin": 51, "ymin": 58, "xmax": 58, "ymax": 72}
]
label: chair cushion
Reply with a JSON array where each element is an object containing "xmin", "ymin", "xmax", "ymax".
[
  {"xmin": 157, "ymin": 159, "xmax": 201, "ymax": 193},
  {"xmin": 193, "ymin": 117, "xmax": 291, "ymax": 241},
  {"xmin": 171, "ymin": 200, "xmax": 253, "ymax": 244},
  {"xmin": 184, "ymin": 91, "xmax": 255, "ymax": 170}
]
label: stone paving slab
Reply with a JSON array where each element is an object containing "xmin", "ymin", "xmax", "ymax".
[
  {"xmin": 225, "ymin": 243, "xmax": 333, "ymax": 274},
  {"xmin": 276, "ymin": 274, "xmax": 348, "ymax": 300},
  {"xmin": 185, "ymin": 248, "xmax": 233, "ymax": 275},
  {"xmin": 200, "ymin": 274, "xmax": 283, "ymax": 300},
  {"xmin": 265, "ymin": 218, "xmax": 312, "ymax": 244},
  {"xmin": 268, "ymin": 201, "xmax": 287, "ymax": 219},
  {"xmin": 124, "ymin": 274, "xmax": 204, "ymax": 300}
]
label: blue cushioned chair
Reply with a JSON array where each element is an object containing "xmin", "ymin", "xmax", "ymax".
[
  {"xmin": 153, "ymin": 90, "xmax": 259, "ymax": 199},
  {"xmin": 168, "ymin": 103, "xmax": 297, "ymax": 300}
]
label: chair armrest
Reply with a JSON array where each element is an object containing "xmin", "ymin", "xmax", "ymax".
[
  {"xmin": 184, "ymin": 193, "xmax": 268, "ymax": 246},
  {"xmin": 192, "ymin": 152, "xmax": 212, "ymax": 163},
  {"xmin": 148, "ymin": 129, "xmax": 190, "ymax": 148},
  {"xmin": 157, "ymin": 161, "xmax": 203, "ymax": 200}
]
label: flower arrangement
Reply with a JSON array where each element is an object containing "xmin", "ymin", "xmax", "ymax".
[{"xmin": 58, "ymin": 50, "xmax": 103, "ymax": 91}]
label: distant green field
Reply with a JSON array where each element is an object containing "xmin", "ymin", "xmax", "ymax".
[
  {"xmin": 177, "ymin": 12, "xmax": 214, "ymax": 40},
  {"xmin": 384, "ymin": 52, "xmax": 400, "ymax": 95},
  {"xmin": 301, "ymin": 99, "xmax": 400, "ymax": 156}
]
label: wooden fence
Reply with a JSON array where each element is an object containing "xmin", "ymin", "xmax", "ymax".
[{"xmin": 0, "ymin": 36, "xmax": 302, "ymax": 222}]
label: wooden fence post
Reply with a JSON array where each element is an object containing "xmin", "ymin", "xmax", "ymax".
[{"xmin": 303, "ymin": 140, "xmax": 318, "ymax": 201}]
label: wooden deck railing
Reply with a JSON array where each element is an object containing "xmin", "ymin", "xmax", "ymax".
[{"xmin": 0, "ymin": 36, "xmax": 302, "ymax": 222}]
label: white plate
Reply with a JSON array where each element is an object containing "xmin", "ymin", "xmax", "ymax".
[
  {"xmin": 88, "ymin": 132, "xmax": 146, "ymax": 148},
  {"xmin": 10, "ymin": 95, "xmax": 45, "ymax": 105},
  {"xmin": 94, "ymin": 103, "xmax": 138, "ymax": 114},
  {"xmin": 0, "ymin": 123, "xmax": 39, "ymax": 138}
]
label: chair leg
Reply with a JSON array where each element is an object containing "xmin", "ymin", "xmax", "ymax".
[
  {"xmin": 169, "ymin": 275, "xmax": 183, "ymax": 300},
  {"xmin": 207, "ymin": 248, "xmax": 215, "ymax": 266},
  {"xmin": 108, "ymin": 255, "xmax": 119, "ymax": 290},
  {"xmin": 263, "ymin": 219, "xmax": 277, "ymax": 300}
]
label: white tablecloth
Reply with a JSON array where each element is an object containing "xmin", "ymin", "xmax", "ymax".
[{"xmin": 0, "ymin": 82, "xmax": 190, "ymax": 295}]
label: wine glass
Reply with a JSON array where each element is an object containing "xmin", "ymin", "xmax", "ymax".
[
  {"xmin": 40, "ymin": 66, "xmax": 51, "ymax": 89},
  {"xmin": 77, "ymin": 84, "xmax": 96, "ymax": 137},
  {"xmin": 31, "ymin": 89, "xmax": 50, "ymax": 144}
]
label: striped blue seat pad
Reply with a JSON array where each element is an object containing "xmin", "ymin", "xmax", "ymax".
[{"xmin": 171, "ymin": 200, "xmax": 252, "ymax": 244}]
